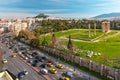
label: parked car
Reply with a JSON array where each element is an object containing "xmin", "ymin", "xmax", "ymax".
[
  {"xmin": 49, "ymin": 68, "xmax": 57, "ymax": 74},
  {"xmin": 47, "ymin": 63, "xmax": 53, "ymax": 67},
  {"xmin": 41, "ymin": 56, "xmax": 48, "ymax": 60},
  {"xmin": 64, "ymin": 72, "xmax": 73, "ymax": 78},
  {"xmin": 48, "ymin": 60, "xmax": 54, "ymax": 64},
  {"xmin": 60, "ymin": 77, "xmax": 70, "ymax": 80},
  {"xmin": 56, "ymin": 64, "xmax": 64, "ymax": 69},
  {"xmin": 40, "ymin": 68, "xmax": 48, "ymax": 74},
  {"xmin": 39, "ymin": 64, "xmax": 46, "ymax": 68},
  {"xmin": 32, "ymin": 62, "xmax": 37, "ymax": 67}
]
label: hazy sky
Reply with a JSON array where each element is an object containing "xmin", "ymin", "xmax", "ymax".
[{"xmin": 0, "ymin": 0, "xmax": 120, "ymax": 18}]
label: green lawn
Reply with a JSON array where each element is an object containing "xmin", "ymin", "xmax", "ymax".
[
  {"xmin": 39, "ymin": 29, "xmax": 120, "ymax": 68},
  {"xmin": 70, "ymin": 29, "xmax": 104, "ymax": 41}
]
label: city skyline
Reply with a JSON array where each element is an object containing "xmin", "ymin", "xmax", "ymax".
[{"xmin": 0, "ymin": 0, "xmax": 120, "ymax": 18}]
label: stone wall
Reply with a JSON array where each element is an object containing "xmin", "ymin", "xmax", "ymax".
[{"xmin": 39, "ymin": 46, "xmax": 119, "ymax": 80}]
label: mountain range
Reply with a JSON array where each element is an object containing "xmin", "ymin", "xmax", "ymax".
[{"xmin": 93, "ymin": 13, "xmax": 120, "ymax": 18}]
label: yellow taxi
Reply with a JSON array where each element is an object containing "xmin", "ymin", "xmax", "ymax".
[
  {"xmin": 20, "ymin": 54, "xmax": 25, "ymax": 59},
  {"xmin": 47, "ymin": 63, "xmax": 53, "ymax": 67},
  {"xmin": 26, "ymin": 48, "xmax": 30, "ymax": 51},
  {"xmin": 11, "ymin": 53, "xmax": 17, "ymax": 58},
  {"xmin": 2, "ymin": 59, "xmax": 8, "ymax": 64},
  {"xmin": 49, "ymin": 68, "xmax": 57, "ymax": 74},
  {"xmin": 61, "ymin": 77, "xmax": 70, "ymax": 80},
  {"xmin": 56, "ymin": 64, "xmax": 64, "ymax": 69}
]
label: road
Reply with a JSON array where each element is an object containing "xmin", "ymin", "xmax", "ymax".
[{"xmin": 0, "ymin": 43, "xmax": 45, "ymax": 80}]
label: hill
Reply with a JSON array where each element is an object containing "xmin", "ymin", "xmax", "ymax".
[
  {"xmin": 35, "ymin": 14, "xmax": 49, "ymax": 18},
  {"xmin": 93, "ymin": 13, "xmax": 120, "ymax": 18}
]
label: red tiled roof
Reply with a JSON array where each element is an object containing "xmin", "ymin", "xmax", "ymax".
[{"xmin": 0, "ymin": 20, "xmax": 8, "ymax": 23}]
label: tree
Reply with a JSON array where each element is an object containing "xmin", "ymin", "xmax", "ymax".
[
  {"xmin": 30, "ymin": 38, "xmax": 40, "ymax": 47},
  {"xmin": 67, "ymin": 35, "xmax": 73, "ymax": 52},
  {"xmin": 41, "ymin": 36, "xmax": 48, "ymax": 46}
]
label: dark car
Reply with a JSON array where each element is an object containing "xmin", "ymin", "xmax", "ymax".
[
  {"xmin": 18, "ymin": 72, "xmax": 24, "ymax": 79},
  {"xmin": 32, "ymin": 62, "xmax": 37, "ymax": 67},
  {"xmin": 41, "ymin": 56, "xmax": 48, "ymax": 60},
  {"xmin": 39, "ymin": 64, "xmax": 46, "ymax": 68},
  {"xmin": 32, "ymin": 52, "xmax": 38, "ymax": 55},
  {"xmin": 35, "ymin": 56, "xmax": 44, "ymax": 62},
  {"xmin": 33, "ymin": 59, "xmax": 39, "ymax": 63},
  {"xmin": 18, "ymin": 70, "xmax": 28, "ymax": 79}
]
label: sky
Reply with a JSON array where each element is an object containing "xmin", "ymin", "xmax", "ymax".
[{"xmin": 0, "ymin": 0, "xmax": 120, "ymax": 19}]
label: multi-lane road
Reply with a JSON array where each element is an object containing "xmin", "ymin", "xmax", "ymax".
[{"xmin": 1, "ymin": 43, "xmax": 45, "ymax": 80}]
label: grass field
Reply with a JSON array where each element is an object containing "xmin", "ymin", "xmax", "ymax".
[{"xmin": 40, "ymin": 29, "xmax": 120, "ymax": 68}]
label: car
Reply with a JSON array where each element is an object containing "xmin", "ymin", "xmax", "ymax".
[
  {"xmin": 33, "ymin": 59, "xmax": 39, "ymax": 63},
  {"xmin": 49, "ymin": 68, "xmax": 57, "ymax": 74},
  {"xmin": 32, "ymin": 52, "xmax": 38, "ymax": 55},
  {"xmin": 18, "ymin": 70, "xmax": 28, "ymax": 79},
  {"xmin": 2, "ymin": 59, "xmax": 7, "ymax": 63},
  {"xmin": 26, "ymin": 48, "xmax": 30, "ymax": 51},
  {"xmin": 40, "ymin": 68, "xmax": 48, "ymax": 74},
  {"xmin": 28, "ymin": 55, "xmax": 33, "ymax": 59},
  {"xmin": 48, "ymin": 60, "xmax": 54, "ymax": 64},
  {"xmin": 25, "ymin": 57, "xmax": 29, "ymax": 60},
  {"xmin": 36, "ymin": 56, "xmax": 44, "ymax": 62},
  {"xmin": 64, "ymin": 72, "xmax": 73, "ymax": 78},
  {"xmin": 20, "ymin": 54, "xmax": 25, "ymax": 59},
  {"xmin": 32, "ymin": 62, "xmax": 37, "ymax": 67},
  {"xmin": 18, "ymin": 72, "xmax": 24, "ymax": 79},
  {"xmin": 23, "ymin": 70, "xmax": 28, "ymax": 75},
  {"xmin": 39, "ymin": 64, "xmax": 46, "ymax": 68},
  {"xmin": 56, "ymin": 64, "xmax": 64, "ymax": 69},
  {"xmin": 11, "ymin": 53, "xmax": 17, "ymax": 58},
  {"xmin": 27, "ymin": 51, "xmax": 32, "ymax": 55},
  {"xmin": 60, "ymin": 77, "xmax": 70, "ymax": 80},
  {"xmin": 47, "ymin": 63, "xmax": 53, "ymax": 67},
  {"xmin": 41, "ymin": 56, "xmax": 48, "ymax": 60}
]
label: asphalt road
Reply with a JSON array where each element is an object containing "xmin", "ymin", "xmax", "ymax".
[{"xmin": 0, "ymin": 43, "xmax": 45, "ymax": 80}]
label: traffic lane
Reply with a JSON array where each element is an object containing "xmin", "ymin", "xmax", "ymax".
[{"xmin": 2, "ymin": 45, "xmax": 45, "ymax": 80}]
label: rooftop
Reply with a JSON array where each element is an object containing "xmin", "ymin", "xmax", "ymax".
[{"xmin": 0, "ymin": 70, "xmax": 18, "ymax": 80}]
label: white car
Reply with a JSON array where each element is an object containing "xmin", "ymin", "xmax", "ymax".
[
  {"xmin": 40, "ymin": 68, "xmax": 48, "ymax": 74},
  {"xmin": 23, "ymin": 69, "xmax": 28, "ymax": 75}
]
